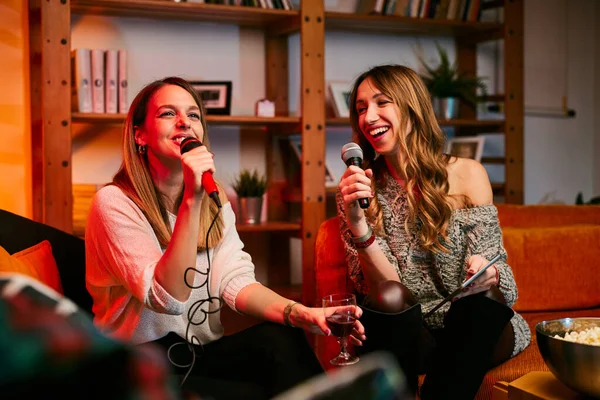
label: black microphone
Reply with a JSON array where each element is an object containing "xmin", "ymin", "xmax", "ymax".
[
  {"xmin": 180, "ymin": 137, "xmax": 222, "ymax": 208},
  {"xmin": 341, "ymin": 142, "xmax": 370, "ymax": 209}
]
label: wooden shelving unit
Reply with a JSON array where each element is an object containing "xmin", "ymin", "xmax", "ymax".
[
  {"xmin": 29, "ymin": 0, "xmax": 523, "ymax": 307},
  {"xmin": 72, "ymin": 0, "xmax": 300, "ymax": 33}
]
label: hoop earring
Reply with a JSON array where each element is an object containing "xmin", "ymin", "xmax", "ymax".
[{"xmin": 138, "ymin": 145, "xmax": 146, "ymax": 155}]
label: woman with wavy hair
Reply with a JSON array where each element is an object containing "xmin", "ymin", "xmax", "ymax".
[
  {"xmin": 337, "ymin": 65, "xmax": 530, "ymax": 399},
  {"xmin": 86, "ymin": 77, "xmax": 365, "ymax": 400}
]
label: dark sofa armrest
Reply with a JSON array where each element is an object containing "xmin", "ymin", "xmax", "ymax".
[{"xmin": 0, "ymin": 209, "xmax": 92, "ymax": 315}]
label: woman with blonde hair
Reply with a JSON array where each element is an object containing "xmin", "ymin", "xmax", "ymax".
[
  {"xmin": 337, "ymin": 65, "xmax": 530, "ymax": 399},
  {"xmin": 86, "ymin": 77, "xmax": 364, "ymax": 400}
]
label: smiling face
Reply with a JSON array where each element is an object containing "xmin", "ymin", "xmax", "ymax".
[
  {"xmin": 135, "ymin": 84, "xmax": 204, "ymax": 172},
  {"xmin": 355, "ymin": 77, "xmax": 411, "ymax": 159}
]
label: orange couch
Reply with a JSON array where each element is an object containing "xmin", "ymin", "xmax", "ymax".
[{"xmin": 313, "ymin": 204, "xmax": 600, "ymax": 399}]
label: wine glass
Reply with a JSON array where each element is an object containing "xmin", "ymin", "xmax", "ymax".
[{"xmin": 322, "ymin": 293, "xmax": 359, "ymax": 366}]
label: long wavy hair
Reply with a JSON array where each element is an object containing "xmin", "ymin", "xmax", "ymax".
[
  {"xmin": 348, "ymin": 65, "xmax": 456, "ymax": 253},
  {"xmin": 112, "ymin": 77, "xmax": 226, "ymax": 250}
]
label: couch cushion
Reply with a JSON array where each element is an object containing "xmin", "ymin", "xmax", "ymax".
[
  {"xmin": 314, "ymin": 216, "xmax": 351, "ymax": 302},
  {"xmin": 11, "ymin": 240, "xmax": 63, "ymax": 294},
  {"xmin": 503, "ymin": 224, "xmax": 600, "ymax": 312},
  {"xmin": 497, "ymin": 204, "xmax": 600, "ymax": 228}
]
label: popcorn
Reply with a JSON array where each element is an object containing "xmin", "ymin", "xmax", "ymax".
[{"xmin": 555, "ymin": 327, "xmax": 600, "ymax": 346}]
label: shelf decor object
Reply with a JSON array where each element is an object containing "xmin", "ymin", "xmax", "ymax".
[
  {"xmin": 328, "ymin": 81, "xmax": 352, "ymax": 118},
  {"xmin": 232, "ymin": 169, "xmax": 267, "ymax": 225},
  {"xmin": 190, "ymin": 81, "xmax": 232, "ymax": 116},
  {"xmin": 418, "ymin": 43, "xmax": 488, "ymax": 120}
]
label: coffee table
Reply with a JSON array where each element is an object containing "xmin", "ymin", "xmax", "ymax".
[{"xmin": 492, "ymin": 371, "xmax": 586, "ymax": 400}]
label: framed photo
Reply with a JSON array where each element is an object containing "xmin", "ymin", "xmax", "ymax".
[
  {"xmin": 189, "ymin": 81, "xmax": 232, "ymax": 115},
  {"xmin": 328, "ymin": 81, "xmax": 352, "ymax": 118},
  {"xmin": 289, "ymin": 134, "xmax": 337, "ymax": 187},
  {"xmin": 445, "ymin": 136, "xmax": 485, "ymax": 162}
]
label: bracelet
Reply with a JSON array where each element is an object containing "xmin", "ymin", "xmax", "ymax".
[
  {"xmin": 352, "ymin": 227, "xmax": 376, "ymax": 249},
  {"xmin": 351, "ymin": 227, "xmax": 373, "ymax": 244},
  {"xmin": 283, "ymin": 301, "xmax": 299, "ymax": 327},
  {"xmin": 494, "ymin": 266, "xmax": 500, "ymax": 285}
]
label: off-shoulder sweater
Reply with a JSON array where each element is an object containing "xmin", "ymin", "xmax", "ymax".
[
  {"xmin": 85, "ymin": 185, "xmax": 258, "ymax": 345},
  {"xmin": 337, "ymin": 172, "xmax": 531, "ymax": 357}
]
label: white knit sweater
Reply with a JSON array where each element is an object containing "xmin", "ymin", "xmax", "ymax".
[{"xmin": 85, "ymin": 185, "xmax": 258, "ymax": 345}]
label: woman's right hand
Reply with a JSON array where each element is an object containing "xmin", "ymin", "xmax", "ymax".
[
  {"xmin": 180, "ymin": 144, "xmax": 215, "ymax": 198},
  {"xmin": 338, "ymin": 165, "xmax": 374, "ymax": 227},
  {"xmin": 292, "ymin": 304, "xmax": 366, "ymax": 346}
]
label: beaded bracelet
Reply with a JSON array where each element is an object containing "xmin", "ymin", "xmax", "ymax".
[{"xmin": 352, "ymin": 227, "xmax": 376, "ymax": 249}]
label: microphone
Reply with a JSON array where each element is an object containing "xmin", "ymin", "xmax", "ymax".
[
  {"xmin": 180, "ymin": 137, "xmax": 222, "ymax": 208},
  {"xmin": 341, "ymin": 142, "xmax": 370, "ymax": 209}
]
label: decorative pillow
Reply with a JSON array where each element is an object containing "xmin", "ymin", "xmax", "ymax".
[
  {"xmin": 10, "ymin": 240, "xmax": 63, "ymax": 295},
  {"xmin": 0, "ymin": 273, "xmax": 182, "ymax": 400},
  {"xmin": 0, "ymin": 245, "xmax": 40, "ymax": 281}
]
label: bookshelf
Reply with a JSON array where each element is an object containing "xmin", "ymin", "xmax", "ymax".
[{"xmin": 29, "ymin": 0, "xmax": 523, "ymax": 307}]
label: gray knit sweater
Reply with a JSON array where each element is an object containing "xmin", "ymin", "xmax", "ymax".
[{"xmin": 337, "ymin": 173, "xmax": 531, "ymax": 357}]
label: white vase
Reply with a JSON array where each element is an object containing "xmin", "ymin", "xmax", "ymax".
[{"xmin": 238, "ymin": 197, "xmax": 263, "ymax": 224}]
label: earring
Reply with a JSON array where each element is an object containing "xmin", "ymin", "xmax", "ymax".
[{"xmin": 138, "ymin": 144, "xmax": 146, "ymax": 155}]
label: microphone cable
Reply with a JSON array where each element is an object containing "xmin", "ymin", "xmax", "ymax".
[{"xmin": 166, "ymin": 206, "xmax": 223, "ymax": 388}]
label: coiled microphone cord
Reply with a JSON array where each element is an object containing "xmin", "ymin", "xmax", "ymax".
[{"xmin": 167, "ymin": 207, "xmax": 223, "ymax": 387}]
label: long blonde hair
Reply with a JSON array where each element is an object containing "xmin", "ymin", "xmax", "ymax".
[
  {"xmin": 348, "ymin": 65, "xmax": 454, "ymax": 253},
  {"xmin": 112, "ymin": 77, "xmax": 226, "ymax": 250}
]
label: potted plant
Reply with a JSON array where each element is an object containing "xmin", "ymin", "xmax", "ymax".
[
  {"xmin": 418, "ymin": 43, "xmax": 488, "ymax": 119},
  {"xmin": 232, "ymin": 169, "xmax": 267, "ymax": 224}
]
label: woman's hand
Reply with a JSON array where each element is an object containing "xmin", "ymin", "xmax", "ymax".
[
  {"xmin": 180, "ymin": 145, "xmax": 215, "ymax": 198},
  {"xmin": 291, "ymin": 304, "xmax": 366, "ymax": 346},
  {"xmin": 338, "ymin": 165, "xmax": 374, "ymax": 229},
  {"xmin": 454, "ymin": 255, "xmax": 499, "ymax": 300}
]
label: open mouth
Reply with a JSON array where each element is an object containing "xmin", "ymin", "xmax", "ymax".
[
  {"xmin": 369, "ymin": 127, "xmax": 389, "ymax": 138},
  {"xmin": 172, "ymin": 135, "xmax": 191, "ymax": 145}
]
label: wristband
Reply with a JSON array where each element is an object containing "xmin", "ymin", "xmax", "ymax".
[
  {"xmin": 283, "ymin": 301, "xmax": 299, "ymax": 327},
  {"xmin": 352, "ymin": 227, "xmax": 376, "ymax": 249}
]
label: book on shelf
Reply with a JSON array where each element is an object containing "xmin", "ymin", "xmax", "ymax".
[
  {"xmin": 105, "ymin": 50, "xmax": 118, "ymax": 114},
  {"xmin": 118, "ymin": 50, "xmax": 129, "ymax": 114},
  {"xmin": 90, "ymin": 49, "xmax": 105, "ymax": 113},
  {"xmin": 70, "ymin": 48, "xmax": 93, "ymax": 113},
  {"xmin": 356, "ymin": 0, "xmax": 385, "ymax": 15}
]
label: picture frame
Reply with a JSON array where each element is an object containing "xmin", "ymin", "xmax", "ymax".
[
  {"xmin": 189, "ymin": 81, "xmax": 232, "ymax": 115},
  {"xmin": 328, "ymin": 81, "xmax": 352, "ymax": 118},
  {"xmin": 289, "ymin": 134, "xmax": 337, "ymax": 187},
  {"xmin": 445, "ymin": 136, "xmax": 485, "ymax": 162}
]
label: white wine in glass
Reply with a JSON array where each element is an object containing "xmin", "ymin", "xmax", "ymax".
[{"xmin": 323, "ymin": 293, "xmax": 359, "ymax": 366}]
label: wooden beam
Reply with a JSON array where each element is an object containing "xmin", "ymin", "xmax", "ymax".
[
  {"xmin": 300, "ymin": 0, "xmax": 325, "ymax": 307},
  {"xmin": 29, "ymin": 0, "xmax": 72, "ymax": 232},
  {"xmin": 456, "ymin": 38, "xmax": 477, "ymax": 121},
  {"xmin": 264, "ymin": 28, "xmax": 292, "ymax": 292},
  {"xmin": 504, "ymin": 0, "xmax": 524, "ymax": 204}
]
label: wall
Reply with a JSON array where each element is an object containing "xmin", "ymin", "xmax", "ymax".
[
  {"xmin": 524, "ymin": 0, "xmax": 598, "ymax": 204},
  {"xmin": 0, "ymin": 0, "xmax": 30, "ymax": 217}
]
